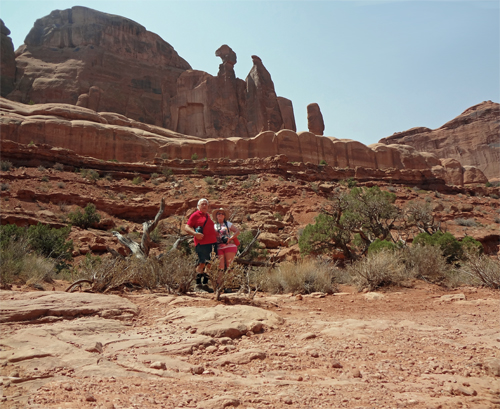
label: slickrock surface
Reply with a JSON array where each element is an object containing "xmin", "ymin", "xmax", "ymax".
[{"xmin": 0, "ymin": 283, "xmax": 499, "ymax": 408}]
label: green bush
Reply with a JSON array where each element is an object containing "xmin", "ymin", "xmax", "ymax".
[
  {"xmin": 237, "ymin": 230, "xmax": 265, "ymax": 260},
  {"xmin": 413, "ymin": 231, "xmax": 463, "ymax": 264},
  {"xmin": 191, "ymin": 153, "xmax": 198, "ymax": 160},
  {"xmin": 0, "ymin": 236, "xmax": 56, "ymax": 287},
  {"xmin": 204, "ymin": 176, "xmax": 215, "ymax": 185},
  {"xmin": 67, "ymin": 203, "xmax": 101, "ymax": 229},
  {"xmin": 460, "ymin": 236, "xmax": 483, "ymax": 256},
  {"xmin": 132, "ymin": 176, "xmax": 143, "ymax": 185},
  {"xmin": 368, "ymin": 239, "xmax": 399, "ymax": 254},
  {"xmin": 26, "ymin": 223, "xmax": 73, "ymax": 263}
]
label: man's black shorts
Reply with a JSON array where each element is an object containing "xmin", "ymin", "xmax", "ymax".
[{"xmin": 195, "ymin": 243, "xmax": 218, "ymax": 265}]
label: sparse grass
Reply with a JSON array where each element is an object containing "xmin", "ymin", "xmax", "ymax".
[
  {"xmin": 38, "ymin": 166, "xmax": 46, "ymax": 172},
  {"xmin": 53, "ymin": 163, "xmax": 64, "ymax": 171},
  {"xmin": 458, "ymin": 250, "xmax": 500, "ymax": 289},
  {"xmin": 0, "ymin": 236, "xmax": 56, "ymax": 287},
  {"xmin": 402, "ymin": 244, "xmax": 451, "ymax": 285},
  {"xmin": 1, "ymin": 183, "xmax": 9, "ymax": 191},
  {"xmin": 132, "ymin": 176, "xmax": 143, "ymax": 185},
  {"xmin": 41, "ymin": 175, "xmax": 49, "ymax": 182},
  {"xmin": 204, "ymin": 176, "xmax": 215, "ymax": 185},
  {"xmin": 455, "ymin": 218, "xmax": 478, "ymax": 227},
  {"xmin": 274, "ymin": 212, "xmax": 283, "ymax": 221},
  {"xmin": 264, "ymin": 259, "xmax": 338, "ymax": 295},
  {"xmin": 57, "ymin": 182, "xmax": 65, "ymax": 189},
  {"xmin": 347, "ymin": 250, "xmax": 410, "ymax": 291}
]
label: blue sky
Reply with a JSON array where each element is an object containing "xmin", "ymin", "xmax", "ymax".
[{"xmin": 1, "ymin": 0, "xmax": 498, "ymax": 146}]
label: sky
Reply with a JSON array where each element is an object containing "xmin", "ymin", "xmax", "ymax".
[{"xmin": 0, "ymin": 0, "xmax": 498, "ymax": 146}]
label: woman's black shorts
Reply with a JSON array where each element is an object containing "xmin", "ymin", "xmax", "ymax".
[{"xmin": 195, "ymin": 243, "xmax": 218, "ymax": 265}]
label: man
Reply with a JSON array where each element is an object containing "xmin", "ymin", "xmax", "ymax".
[{"xmin": 184, "ymin": 198, "xmax": 217, "ymax": 292}]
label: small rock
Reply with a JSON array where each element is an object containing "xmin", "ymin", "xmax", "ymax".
[
  {"xmin": 86, "ymin": 342, "xmax": 103, "ymax": 354},
  {"xmin": 206, "ymin": 346, "xmax": 218, "ymax": 354},
  {"xmin": 8, "ymin": 371, "xmax": 19, "ymax": 378},
  {"xmin": 298, "ymin": 332, "xmax": 316, "ymax": 341},
  {"xmin": 150, "ymin": 361, "xmax": 166, "ymax": 370},
  {"xmin": 295, "ymin": 294, "xmax": 303, "ymax": 301},
  {"xmin": 85, "ymin": 393, "xmax": 97, "ymax": 402},
  {"xmin": 331, "ymin": 360, "xmax": 343, "ymax": 369},
  {"xmin": 191, "ymin": 365, "xmax": 204, "ymax": 375},
  {"xmin": 63, "ymin": 383, "xmax": 73, "ymax": 391},
  {"xmin": 351, "ymin": 368, "xmax": 362, "ymax": 378}
]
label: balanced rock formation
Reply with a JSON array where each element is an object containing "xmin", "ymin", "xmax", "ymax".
[
  {"xmin": 379, "ymin": 101, "xmax": 499, "ymax": 181},
  {"xmin": 0, "ymin": 19, "xmax": 16, "ymax": 97},
  {"xmin": 5, "ymin": 7, "xmax": 295, "ymax": 139},
  {"xmin": 307, "ymin": 103, "xmax": 325, "ymax": 135},
  {"xmin": 0, "ymin": 97, "xmax": 487, "ymax": 187}
]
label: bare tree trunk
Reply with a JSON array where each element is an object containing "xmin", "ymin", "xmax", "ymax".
[{"xmin": 112, "ymin": 198, "xmax": 165, "ymax": 259}]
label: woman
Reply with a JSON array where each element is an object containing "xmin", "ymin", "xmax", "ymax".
[{"xmin": 212, "ymin": 207, "xmax": 240, "ymax": 271}]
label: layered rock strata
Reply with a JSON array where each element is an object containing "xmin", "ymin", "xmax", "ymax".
[
  {"xmin": 379, "ymin": 101, "xmax": 500, "ymax": 181},
  {"xmin": 0, "ymin": 98, "xmax": 487, "ymax": 187}
]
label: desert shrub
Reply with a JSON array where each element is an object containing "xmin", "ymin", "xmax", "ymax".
[
  {"xmin": 191, "ymin": 153, "xmax": 198, "ymax": 160},
  {"xmin": 274, "ymin": 212, "xmax": 283, "ymax": 221},
  {"xmin": 53, "ymin": 163, "xmax": 64, "ymax": 171},
  {"xmin": 72, "ymin": 251, "xmax": 198, "ymax": 294},
  {"xmin": 27, "ymin": 223, "xmax": 73, "ymax": 264},
  {"xmin": 162, "ymin": 167, "xmax": 173, "ymax": 177},
  {"xmin": 67, "ymin": 203, "xmax": 101, "ymax": 229},
  {"xmin": 319, "ymin": 159, "xmax": 327, "ymax": 166},
  {"xmin": 458, "ymin": 250, "xmax": 500, "ymax": 289},
  {"xmin": 402, "ymin": 244, "xmax": 451, "ymax": 284},
  {"xmin": 81, "ymin": 169, "xmax": 100, "ymax": 181},
  {"xmin": 1, "ymin": 183, "xmax": 9, "ymax": 191},
  {"xmin": 1, "ymin": 223, "xmax": 73, "ymax": 269},
  {"xmin": 368, "ymin": 239, "xmax": 399, "ymax": 254},
  {"xmin": 264, "ymin": 259, "xmax": 338, "ymax": 295},
  {"xmin": 460, "ymin": 236, "xmax": 483, "ymax": 256},
  {"xmin": 347, "ymin": 250, "xmax": 409, "ymax": 291},
  {"xmin": 132, "ymin": 176, "xmax": 143, "ymax": 185},
  {"xmin": 455, "ymin": 218, "xmax": 478, "ymax": 227},
  {"xmin": 413, "ymin": 231, "xmax": 463, "ymax": 264},
  {"xmin": 204, "ymin": 176, "xmax": 215, "ymax": 185},
  {"xmin": 0, "ymin": 235, "xmax": 56, "ymax": 287},
  {"xmin": 0, "ymin": 160, "xmax": 13, "ymax": 171},
  {"xmin": 237, "ymin": 230, "xmax": 265, "ymax": 260}
]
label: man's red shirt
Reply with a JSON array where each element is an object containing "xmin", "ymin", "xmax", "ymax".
[{"xmin": 187, "ymin": 210, "xmax": 217, "ymax": 245}]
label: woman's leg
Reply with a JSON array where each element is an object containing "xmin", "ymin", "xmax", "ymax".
[{"xmin": 224, "ymin": 251, "xmax": 237, "ymax": 268}]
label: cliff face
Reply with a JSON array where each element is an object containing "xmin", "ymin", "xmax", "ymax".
[
  {"xmin": 379, "ymin": 101, "xmax": 500, "ymax": 181},
  {"xmin": 5, "ymin": 8, "xmax": 294, "ymax": 139},
  {"xmin": 0, "ymin": 20, "xmax": 16, "ymax": 97},
  {"xmin": 0, "ymin": 98, "xmax": 487, "ymax": 187}
]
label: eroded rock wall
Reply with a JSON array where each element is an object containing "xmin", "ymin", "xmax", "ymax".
[
  {"xmin": 0, "ymin": 98, "xmax": 487, "ymax": 186},
  {"xmin": 379, "ymin": 101, "xmax": 500, "ymax": 181}
]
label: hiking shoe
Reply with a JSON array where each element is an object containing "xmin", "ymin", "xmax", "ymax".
[
  {"xmin": 194, "ymin": 284, "xmax": 209, "ymax": 293},
  {"xmin": 201, "ymin": 284, "xmax": 214, "ymax": 293}
]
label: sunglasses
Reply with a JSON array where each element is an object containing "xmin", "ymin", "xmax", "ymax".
[{"xmin": 216, "ymin": 212, "xmax": 224, "ymax": 216}]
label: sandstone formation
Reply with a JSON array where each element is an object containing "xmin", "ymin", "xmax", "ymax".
[
  {"xmin": 0, "ymin": 19, "xmax": 16, "ymax": 97},
  {"xmin": 5, "ymin": 7, "xmax": 294, "ymax": 139},
  {"xmin": 379, "ymin": 101, "xmax": 500, "ymax": 181},
  {"xmin": 307, "ymin": 103, "xmax": 325, "ymax": 135},
  {"xmin": 0, "ymin": 98, "xmax": 487, "ymax": 187},
  {"xmin": 8, "ymin": 6, "xmax": 191, "ymax": 130}
]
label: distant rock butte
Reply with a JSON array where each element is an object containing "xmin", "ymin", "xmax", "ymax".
[
  {"xmin": 0, "ymin": 98, "xmax": 487, "ymax": 186},
  {"xmin": 4, "ymin": 8, "xmax": 293, "ymax": 139},
  {"xmin": 379, "ymin": 101, "xmax": 500, "ymax": 181}
]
